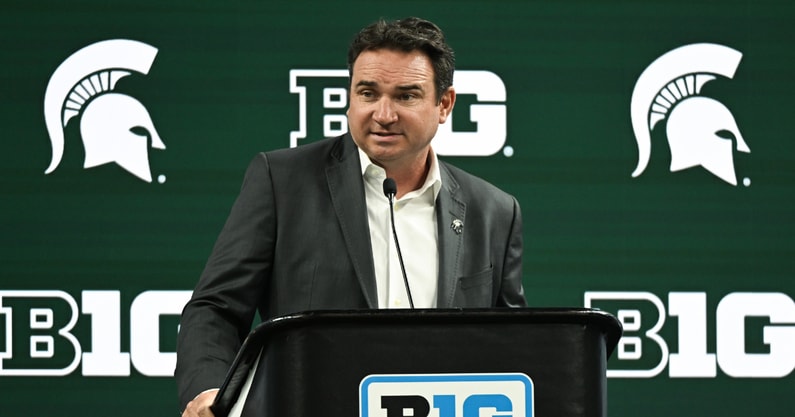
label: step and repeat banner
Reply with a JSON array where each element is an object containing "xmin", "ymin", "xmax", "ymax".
[{"xmin": 1, "ymin": 0, "xmax": 793, "ymax": 415}]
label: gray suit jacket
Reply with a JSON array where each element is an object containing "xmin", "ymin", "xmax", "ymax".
[{"xmin": 176, "ymin": 134, "xmax": 525, "ymax": 408}]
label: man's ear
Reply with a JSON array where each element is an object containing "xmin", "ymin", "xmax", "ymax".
[{"xmin": 438, "ymin": 87, "xmax": 456, "ymax": 124}]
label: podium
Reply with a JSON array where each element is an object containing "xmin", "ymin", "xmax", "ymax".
[{"xmin": 211, "ymin": 308, "xmax": 622, "ymax": 417}]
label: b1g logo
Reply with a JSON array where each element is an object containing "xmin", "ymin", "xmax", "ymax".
[
  {"xmin": 585, "ymin": 291, "xmax": 795, "ymax": 378},
  {"xmin": 290, "ymin": 69, "xmax": 508, "ymax": 156},
  {"xmin": 0, "ymin": 290, "xmax": 190, "ymax": 377},
  {"xmin": 360, "ymin": 373, "xmax": 533, "ymax": 417}
]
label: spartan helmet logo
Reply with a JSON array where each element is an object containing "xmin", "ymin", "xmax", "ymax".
[
  {"xmin": 630, "ymin": 43, "xmax": 750, "ymax": 186},
  {"xmin": 44, "ymin": 39, "xmax": 165, "ymax": 183}
]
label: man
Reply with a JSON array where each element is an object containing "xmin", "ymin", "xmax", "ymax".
[{"xmin": 176, "ymin": 17, "xmax": 526, "ymax": 417}]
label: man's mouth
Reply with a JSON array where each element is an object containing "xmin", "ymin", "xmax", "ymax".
[{"xmin": 371, "ymin": 131, "xmax": 400, "ymax": 137}]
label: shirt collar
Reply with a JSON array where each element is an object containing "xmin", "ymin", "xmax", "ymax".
[{"xmin": 357, "ymin": 146, "xmax": 442, "ymax": 201}]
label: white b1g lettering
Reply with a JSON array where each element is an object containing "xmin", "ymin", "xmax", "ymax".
[
  {"xmin": 290, "ymin": 69, "xmax": 507, "ymax": 156},
  {"xmin": 0, "ymin": 290, "xmax": 191, "ymax": 377},
  {"xmin": 584, "ymin": 291, "xmax": 795, "ymax": 378}
]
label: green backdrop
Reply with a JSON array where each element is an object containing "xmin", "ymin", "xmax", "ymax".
[{"xmin": 1, "ymin": 0, "xmax": 793, "ymax": 415}]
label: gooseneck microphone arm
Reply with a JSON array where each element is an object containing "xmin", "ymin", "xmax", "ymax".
[{"xmin": 382, "ymin": 177, "xmax": 415, "ymax": 309}]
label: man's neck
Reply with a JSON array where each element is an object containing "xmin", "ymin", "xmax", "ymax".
[{"xmin": 383, "ymin": 151, "xmax": 432, "ymax": 199}]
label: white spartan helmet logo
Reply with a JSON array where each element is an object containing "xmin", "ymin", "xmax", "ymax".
[
  {"xmin": 44, "ymin": 39, "xmax": 165, "ymax": 183},
  {"xmin": 630, "ymin": 43, "xmax": 750, "ymax": 186}
]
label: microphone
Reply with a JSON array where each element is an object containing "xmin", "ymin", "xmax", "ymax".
[{"xmin": 382, "ymin": 178, "xmax": 414, "ymax": 308}]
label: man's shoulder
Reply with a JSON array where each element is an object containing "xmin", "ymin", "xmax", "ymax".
[
  {"xmin": 439, "ymin": 160, "xmax": 513, "ymax": 199},
  {"xmin": 264, "ymin": 134, "xmax": 352, "ymax": 163},
  {"xmin": 242, "ymin": 134, "xmax": 356, "ymax": 183},
  {"xmin": 438, "ymin": 160, "xmax": 519, "ymax": 216}
]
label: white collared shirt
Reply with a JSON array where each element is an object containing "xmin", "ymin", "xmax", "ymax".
[{"xmin": 358, "ymin": 147, "xmax": 441, "ymax": 309}]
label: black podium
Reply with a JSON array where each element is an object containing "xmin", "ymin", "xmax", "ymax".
[{"xmin": 211, "ymin": 308, "xmax": 621, "ymax": 417}]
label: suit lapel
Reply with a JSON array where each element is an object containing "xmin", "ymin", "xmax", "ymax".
[
  {"xmin": 436, "ymin": 163, "xmax": 466, "ymax": 308},
  {"xmin": 325, "ymin": 135, "xmax": 378, "ymax": 308}
]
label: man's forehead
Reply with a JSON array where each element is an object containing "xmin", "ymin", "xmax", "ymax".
[{"xmin": 351, "ymin": 50, "xmax": 433, "ymax": 88}]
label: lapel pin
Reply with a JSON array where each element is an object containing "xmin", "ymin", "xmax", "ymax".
[{"xmin": 451, "ymin": 219, "xmax": 463, "ymax": 235}]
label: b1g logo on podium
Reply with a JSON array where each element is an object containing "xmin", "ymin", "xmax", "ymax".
[{"xmin": 360, "ymin": 373, "xmax": 533, "ymax": 417}]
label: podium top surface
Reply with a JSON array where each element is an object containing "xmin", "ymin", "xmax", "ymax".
[{"xmin": 248, "ymin": 307, "xmax": 622, "ymax": 356}]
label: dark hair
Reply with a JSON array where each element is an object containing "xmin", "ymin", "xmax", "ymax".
[{"xmin": 347, "ymin": 17, "xmax": 455, "ymax": 103}]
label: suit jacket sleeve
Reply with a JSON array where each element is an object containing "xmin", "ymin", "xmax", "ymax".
[{"xmin": 175, "ymin": 153, "xmax": 275, "ymax": 410}]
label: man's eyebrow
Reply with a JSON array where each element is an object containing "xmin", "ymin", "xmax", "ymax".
[
  {"xmin": 396, "ymin": 84, "xmax": 423, "ymax": 92},
  {"xmin": 354, "ymin": 80, "xmax": 377, "ymax": 88},
  {"xmin": 353, "ymin": 81, "xmax": 424, "ymax": 91}
]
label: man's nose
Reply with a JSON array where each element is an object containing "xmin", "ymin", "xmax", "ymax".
[{"xmin": 373, "ymin": 98, "xmax": 398, "ymax": 124}]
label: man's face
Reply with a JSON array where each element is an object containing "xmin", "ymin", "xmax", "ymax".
[{"xmin": 347, "ymin": 48, "xmax": 455, "ymax": 170}]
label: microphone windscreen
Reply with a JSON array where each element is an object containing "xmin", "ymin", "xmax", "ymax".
[{"xmin": 383, "ymin": 177, "xmax": 397, "ymax": 197}]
